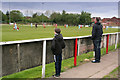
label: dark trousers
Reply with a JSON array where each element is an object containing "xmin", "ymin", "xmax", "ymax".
[
  {"xmin": 93, "ymin": 39, "xmax": 101, "ymax": 62},
  {"xmin": 55, "ymin": 54, "xmax": 62, "ymax": 76}
]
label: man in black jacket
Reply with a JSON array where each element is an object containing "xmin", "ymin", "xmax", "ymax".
[
  {"xmin": 91, "ymin": 17, "xmax": 103, "ymax": 63},
  {"xmin": 51, "ymin": 28, "xmax": 65, "ymax": 77}
]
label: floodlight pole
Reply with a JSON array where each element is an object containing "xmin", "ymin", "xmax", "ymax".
[
  {"xmin": 42, "ymin": 2, "xmax": 44, "ymax": 24},
  {"xmin": 9, "ymin": 0, "xmax": 11, "ymax": 24}
]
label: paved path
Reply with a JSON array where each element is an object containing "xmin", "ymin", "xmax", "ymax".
[{"xmin": 60, "ymin": 49, "xmax": 119, "ymax": 78}]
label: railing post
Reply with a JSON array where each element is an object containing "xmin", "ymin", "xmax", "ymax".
[
  {"xmin": 77, "ymin": 39, "xmax": 80, "ymax": 56},
  {"xmin": 115, "ymin": 33, "xmax": 119, "ymax": 49},
  {"xmin": 74, "ymin": 38, "xmax": 77, "ymax": 66},
  {"xmin": 0, "ymin": 45, "xmax": 2, "ymax": 77},
  {"xmin": 104, "ymin": 35, "xmax": 106, "ymax": 48},
  {"xmin": 17, "ymin": 44, "xmax": 21, "ymax": 72},
  {"xmin": 106, "ymin": 34, "xmax": 109, "ymax": 54},
  {"xmin": 42, "ymin": 40, "xmax": 46, "ymax": 78}
]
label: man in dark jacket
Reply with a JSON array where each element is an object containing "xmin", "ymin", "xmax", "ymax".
[
  {"xmin": 51, "ymin": 28, "xmax": 65, "ymax": 77},
  {"xmin": 91, "ymin": 17, "xmax": 103, "ymax": 63}
]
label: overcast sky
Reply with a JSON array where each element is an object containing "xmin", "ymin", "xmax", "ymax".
[
  {"xmin": 1, "ymin": 0, "xmax": 120, "ymax": 2},
  {"xmin": 1, "ymin": 2, "xmax": 119, "ymax": 18}
]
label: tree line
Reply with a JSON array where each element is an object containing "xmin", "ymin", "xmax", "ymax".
[{"xmin": 1, "ymin": 10, "xmax": 92, "ymax": 26}]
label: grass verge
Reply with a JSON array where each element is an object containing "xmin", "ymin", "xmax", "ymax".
[{"xmin": 103, "ymin": 66, "xmax": 120, "ymax": 78}]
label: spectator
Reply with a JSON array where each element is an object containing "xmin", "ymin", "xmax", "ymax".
[
  {"xmin": 51, "ymin": 28, "xmax": 65, "ymax": 78},
  {"xmin": 91, "ymin": 17, "xmax": 103, "ymax": 63}
]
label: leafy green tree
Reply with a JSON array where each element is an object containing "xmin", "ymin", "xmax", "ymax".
[
  {"xmin": 5, "ymin": 10, "xmax": 91, "ymax": 25},
  {"xmin": 50, "ymin": 12, "xmax": 62, "ymax": 24},
  {"xmin": 79, "ymin": 11, "xmax": 91, "ymax": 25},
  {"xmin": 40, "ymin": 13, "xmax": 49, "ymax": 23},
  {"xmin": 10, "ymin": 10, "xmax": 23, "ymax": 22},
  {"xmin": 0, "ymin": 11, "xmax": 7, "ymax": 23},
  {"xmin": 32, "ymin": 13, "xmax": 38, "ymax": 18},
  {"xmin": 61, "ymin": 10, "xmax": 66, "ymax": 25},
  {"xmin": 85, "ymin": 13, "xmax": 91, "ymax": 25},
  {"xmin": 50, "ymin": 10, "xmax": 91, "ymax": 26},
  {"xmin": 5, "ymin": 11, "xmax": 10, "ymax": 23}
]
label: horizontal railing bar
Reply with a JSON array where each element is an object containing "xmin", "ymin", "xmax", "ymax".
[{"xmin": 0, "ymin": 32, "xmax": 119, "ymax": 45}]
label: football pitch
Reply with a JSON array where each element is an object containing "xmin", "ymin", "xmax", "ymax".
[{"xmin": 1, "ymin": 24, "xmax": 119, "ymax": 42}]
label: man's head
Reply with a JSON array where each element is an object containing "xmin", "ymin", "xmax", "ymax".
[
  {"xmin": 54, "ymin": 28, "xmax": 61, "ymax": 34},
  {"xmin": 94, "ymin": 17, "xmax": 99, "ymax": 22}
]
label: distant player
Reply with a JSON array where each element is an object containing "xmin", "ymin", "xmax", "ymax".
[
  {"xmin": 103, "ymin": 26, "xmax": 106, "ymax": 29},
  {"xmin": 31, "ymin": 23, "xmax": 32, "ymax": 27},
  {"xmin": 80, "ymin": 25, "xmax": 82, "ymax": 28},
  {"xmin": 17, "ymin": 27, "xmax": 19, "ymax": 31},
  {"xmin": 43, "ymin": 24, "xmax": 45, "ymax": 28},
  {"xmin": 106, "ymin": 26, "xmax": 108, "ymax": 30},
  {"xmin": 64, "ymin": 24, "xmax": 66, "ymax": 28},
  {"xmin": 79, "ymin": 25, "xmax": 80, "ymax": 29},
  {"xmin": 35, "ymin": 23, "xmax": 37, "ymax": 28},
  {"xmin": 53, "ymin": 24, "xmax": 55, "ymax": 27},
  {"xmin": 13, "ymin": 23, "xmax": 19, "ymax": 31},
  {"xmin": 66, "ymin": 24, "xmax": 68, "ymax": 28},
  {"xmin": 56, "ymin": 24, "xmax": 57, "ymax": 28}
]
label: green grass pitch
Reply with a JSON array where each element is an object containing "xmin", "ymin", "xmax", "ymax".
[{"xmin": 1, "ymin": 24, "xmax": 119, "ymax": 42}]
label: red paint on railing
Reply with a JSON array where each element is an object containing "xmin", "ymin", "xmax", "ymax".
[
  {"xmin": 106, "ymin": 34, "xmax": 109, "ymax": 54},
  {"xmin": 74, "ymin": 38, "xmax": 77, "ymax": 66}
]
